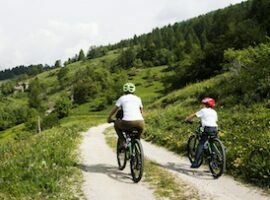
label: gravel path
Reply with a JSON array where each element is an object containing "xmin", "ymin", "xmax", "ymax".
[
  {"xmin": 79, "ymin": 124, "xmax": 155, "ymax": 200},
  {"xmin": 142, "ymin": 140, "xmax": 269, "ymax": 200},
  {"xmin": 79, "ymin": 123, "xmax": 269, "ymax": 200}
]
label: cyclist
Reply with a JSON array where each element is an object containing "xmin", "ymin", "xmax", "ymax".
[
  {"xmin": 107, "ymin": 83, "xmax": 144, "ymax": 147},
  {"xmin": 185, "ymin": 97, "xmax": 218, "ymax": 168}
]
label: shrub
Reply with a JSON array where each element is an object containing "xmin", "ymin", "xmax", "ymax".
[
  {"xmin": 55, "ymin": 96, "xmax": 72, "ymax": 119},
  {"xmin": 41, "ymin": 113, "xmax": 59, "ymax": 130},
  {"xmin": 90, "ymin": 97, "xmax": 108, "ymax": 111}
]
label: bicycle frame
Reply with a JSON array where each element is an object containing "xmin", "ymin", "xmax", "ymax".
[{"xmin": 187, "ymin": 123, "xmax": 226, "ymax": 178}]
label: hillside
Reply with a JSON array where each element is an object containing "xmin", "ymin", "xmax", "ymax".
[{"xmin": 0, "ymin": 0, "xmax": 269, "ymax": 198}]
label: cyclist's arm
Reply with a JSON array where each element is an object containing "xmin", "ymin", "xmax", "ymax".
[
  {"xmin": 107, "ymin": 106, "xmax": 119, "ymax": 123},
  {"xmin": 185, "ymin": 113, "xmax": 196, "ymax": 122},
  {"xmin": 140, "ymin": 107, "xmax": 144, "ymax": 116}
]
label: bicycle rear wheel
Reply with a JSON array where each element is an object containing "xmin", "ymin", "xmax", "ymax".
[
  {"xmin": 187, "ymin": 135, "xmax": 203, "ymax": 167},
  {"xmin": 130, "ymin": 139, "xmax": 144, "ymax": 183},
  {"xmin": 208, "ymin": 138, "xmax": 226, "ymax": 179},
  {"xmin": 116, "ymin": 139, "xmax": 127, "ymax": 170}
]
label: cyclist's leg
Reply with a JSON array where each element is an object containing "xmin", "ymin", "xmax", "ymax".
[
  {"xmin": 121, "ymin": 120, "xmax": 145, "ymax": 139},
  {"xmin": 114, "ymin": 120, "xmax": 125, "ymax": 144},
  {"xmin": 192, "ymin": 134, "xmax": 208, "ymax": 168}
]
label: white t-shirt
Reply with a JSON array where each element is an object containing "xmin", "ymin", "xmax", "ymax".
[
  {"xmin": 116, "ymin": 94, "xmax": 144, "ymax": 121},
  {"xmin": 196, "ymin": 108, "xmax": 218, "ymax": 127}
]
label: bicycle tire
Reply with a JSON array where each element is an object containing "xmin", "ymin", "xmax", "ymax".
[
  {"xmin": 130, "ymin": 139, "xmax": 144, "ymax": 183},
  {"xmin": 116, "ymin": 139, "xmax": 127, "ymax": 170},
  {"xmin": 187, "ymin": 134, "xmax": 203, "ymax": 167},
  {"xmin": 208, "ymin": 138, "xmax": 226, "ymax": 179}
]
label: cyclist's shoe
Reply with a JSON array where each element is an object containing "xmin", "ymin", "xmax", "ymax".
[{"xmin": 190, "ymin": 162, "xmax": 200, "ymax": 168}]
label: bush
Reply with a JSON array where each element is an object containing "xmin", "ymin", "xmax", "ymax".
[
  {"xmin": 90, "ymin": 97, "xmax": 108, "ymax": 111},
  {"xmin": 224, "ymin": 43, "xmax": 270, "ymax": 102},
  {"xmin": 55, "ymin": 96, "xmax": 72, "ymax": 119},
  {"xmin": 42, "ymin": 113, "xmax": 59, "ymax": 130}
]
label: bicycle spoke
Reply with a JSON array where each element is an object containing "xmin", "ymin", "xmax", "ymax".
[
  {"xmin": 208, "ymin": 138, "xmax": 226, "ymax": 178},
  {"xmin": 116, "ymin": 139, "xmax": 127, "ymax": 170},
  {"xmin": 130, "ymin": 139, "xmax": 144, "ymax": 183}
]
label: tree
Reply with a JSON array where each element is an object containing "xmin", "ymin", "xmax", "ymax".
[
  {"xmin": 117, "ymin": 48, "xmax": 136, "ymax": 69},
  {"xmin": 55, "ymin": 96, "xmax": 72, "ymax": 118},
  {"xmin": 1, "ymin": 81, "xmax": 15, "ymax": 95},
  {"xmin": 28, "ymin": 78, "xmax": 44, "ymax": 111},
  {"xmin": 54, "ymin": 60, "xmax": 62, "ymax": 68},
  {"xmin": 57, "ymin": 66, "xmax": 69, "ymax": 88},
  {"xmin": 78, "ymin": 49, "xmax": 86, "ymax": 61}
]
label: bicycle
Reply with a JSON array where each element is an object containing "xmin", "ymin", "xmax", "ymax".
[
  {"xmin": 186, "ymin": 122, "xmax": 226, "ymax": 178},
  {"xmin": 112, "ymin": 120, "xmax": 144, "ymax": 183}
]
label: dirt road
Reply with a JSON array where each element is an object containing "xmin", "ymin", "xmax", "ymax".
[
  {"xmin": 141, "ymin": 140, "xmax": 269, "ymax": 200},
  {"xmin": 79, "ymin": 124, "xmax": 155, "ymax": 200},
  {"xmin": 79, "ymin": 124, "xmax": 269, "ymax": 200}
]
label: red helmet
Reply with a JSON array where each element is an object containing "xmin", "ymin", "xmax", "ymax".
[{"xmin": 201, "ymin": 97, "xmax": 216, "ymax": 108}]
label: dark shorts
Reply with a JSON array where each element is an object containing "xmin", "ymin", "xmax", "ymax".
[{"xmin": 203, "ymin": 126, "xmax": 218, "ymax": 136}]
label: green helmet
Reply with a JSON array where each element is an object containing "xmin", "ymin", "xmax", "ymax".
[{"xmin": 123, "ymin": 82, "xmax": 136, "ymax": 93}]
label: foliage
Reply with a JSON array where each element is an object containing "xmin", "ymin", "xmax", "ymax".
[
  {"xmin": 145, "ymin": 68, "xmax": 270, "ymax": 187},
  {"xmin": 0, "ymin": 64, "xmax": 54, "ymax": 81},
  {"xmin": 72, "ymin": 66, "xmax": 126, "ymax": 106},
  {"xmin": 117, "ymin": 47, "xmax": 136, "ymax": 69},
  {"xmin": 87, "ymin": 45, "xmax": 108, "ymax": 59},
  {"xmin": 0, "ymin": 81, "xmax": 15, "ymax": 95},
  {"xmin": 109, "ymin": 0, "xmax": 269, "ymax": 90},
  {"xmin": 54, "ymin": 96, "xmax": 72, "ymax": 119},
  {"xmin": 224, "ymin": 43, "xmax": 270, "ymax": 103},
  {"xmin": 28, "ymin": 78, "xmax": 46, "ymax": 111},
  {"xmin": 54, "ymin": 60, "xmax": 62, "ymax": 68},
  {"xmin": 78, "ymin": 49, "xmax": 86, "ymax": 61},
  {"xmin": 57, "ymin": 66, "xmax": 69, "ymax": 88},
  {"xmin": 0, "ymin": 103, "xmax": 30, "ymax": 131},
  {"xmin": 0, "ymin": 126, "xmax": 82, "ymax": 199},
  {"xmin": 89, "ymin": 97, "xmax": 107, "ymax": 112},
  {"xmin": 41, "ymin": 112, "xmax": 60, "ymax": 130}
]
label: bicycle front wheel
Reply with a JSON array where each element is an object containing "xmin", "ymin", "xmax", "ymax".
[
  {"xmin": 187, "ymin": 134, "xmax": 203, "ymax": 167},
  {"xmin": 116, "ymin": 139, "xmax": 127, "ymax": 170},
  {"xmin": 130, "ymin": 139, "xmax": 144, "ymax": 183},
  {"xmin": 208, "ymin": 138, "xmax": 226, "ymax": 179}
]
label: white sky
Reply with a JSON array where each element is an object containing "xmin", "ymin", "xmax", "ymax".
[{"xmin": 0, "ymin": 0, "xmax": 245, "ymax": 69}]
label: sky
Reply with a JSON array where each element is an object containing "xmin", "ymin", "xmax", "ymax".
[{"xmin": 0, "ymin": 0, "xmax": 245, "ymax": 70}]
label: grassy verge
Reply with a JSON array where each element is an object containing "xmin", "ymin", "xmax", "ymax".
[
  {"xmin": 0, "ymin": 112, "xmax": 103, "ymax": 200},
  {"xmin": 104, "ymin": 128, "xmax": 199, "ymax": 200},
  {"xmin": 0, "ymin": 126, "xmax": 82, "ymax": 200},
  {"xmin": 144, "ymin": 74, "xmax": 270, "ymax": 188}
]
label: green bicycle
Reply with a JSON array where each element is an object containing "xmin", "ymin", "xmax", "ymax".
[
  {"xmin": 116, "ymin": 126, "xmax": 144, "ymax": 183},
  {"xmin": 187, "ymin": 123, "xmax": 226, "ymax": 178}
]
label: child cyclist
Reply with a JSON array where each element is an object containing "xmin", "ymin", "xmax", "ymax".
[{"xmin": 185, "ymin": 97, "xmax": 218, "ymax": 168}]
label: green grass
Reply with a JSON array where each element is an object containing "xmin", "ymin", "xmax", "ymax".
[
  {"xmin": 0, "ymin": 126, "xmax": 83, "ymax": 200},
  {"xmin": 0, "ymin": 124, "xmax": 25, "ymax": 141},
  {"xmin": 128, "ymin": 66, "xmax": 168, "ymax": 105},
  {"xmin": 0, "ymin": 105, "xmax": 104, "ymax": 199}
]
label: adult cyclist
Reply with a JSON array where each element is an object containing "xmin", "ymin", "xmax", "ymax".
[
  {"xmin": 185, "ymin": 97, "xmax": 218, "ymax": 168},
  {"xmin": 107, "ymin": 83, "xmax": 144, "ymax": 147}
]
